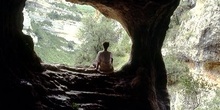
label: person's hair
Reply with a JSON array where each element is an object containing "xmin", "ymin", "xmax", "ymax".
[{"xmin": 103, "ymin": 42, "xmax": 109, "ymax": 50}]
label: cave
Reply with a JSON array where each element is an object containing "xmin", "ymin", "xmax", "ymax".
[{"xmin": 0, "ymin": 0, "xmax": 180, "ymax": 110}]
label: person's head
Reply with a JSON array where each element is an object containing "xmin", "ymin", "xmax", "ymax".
[{"xmin": 103, "ymin": 42, "xmax": 109, "ymax": 50}]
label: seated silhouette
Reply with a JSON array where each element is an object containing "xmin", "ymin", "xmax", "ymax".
[{"xmin": 94, "ymin": 42, "xmax": 114, "ymax": 73}]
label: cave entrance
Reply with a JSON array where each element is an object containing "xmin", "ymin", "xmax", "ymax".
[{"xmin": 22, "ymin": 0, "xmax": 131, "ymax": 71}]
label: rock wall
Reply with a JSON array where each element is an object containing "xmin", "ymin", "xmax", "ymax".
[
  {"xmin": 166, "ymin": 0, "xmax": 220, "ymax": 85},
  {"xmin": 171, "ymin": 0, "xmax": 220, "ymax": 61},
  {"xmin": 23, "ymin": 0, "xmax": 83, "ymax": 43},
  {"xmin": 0, "ymin": 0, "xmax": 180, "ymax": 109},
  {"xmin": 0, "ymin": 0, "xmax": 43, "ymax": 109},
  {"xmin": 66, "ymin": 0, "xmax": 180, "ymax": 109}
]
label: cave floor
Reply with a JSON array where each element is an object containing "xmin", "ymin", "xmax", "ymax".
[{"xmin": 33, "ymin": 63, "xmax": 137, "ymax": 110}]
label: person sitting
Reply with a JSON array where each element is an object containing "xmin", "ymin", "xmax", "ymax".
[{"xmin": 95, "ymin": 42, "xmax": 114, "ymax": 73}]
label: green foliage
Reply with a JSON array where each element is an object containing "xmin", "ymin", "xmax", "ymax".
[
  {"xmin": 47, "ymin": 11, "xmax": 81, "ymax": 21},
  {"xmin": 164, "ymin": 54, "xmax": 220, "ymax": 110},
  {"xmin": 72, "ymin": 15, "xmax": 131, "ymax": 68},
  {"xmin": 46, "ymin": 3, "xmax": 82, "ymax": 21},
  {"xmin": 79, "ymin": 16, "xmax": 119, "ymax": 52},
  {"xmin": 51, "ymin": 2, "xmax": 82, "ymax": 15},
  {"xmin": 34, "ymin": 46, "xmax": 75, "ymax": 65},
  {"xmin": 42, "ymin": 20, "xmax": 53, "ymax": 26},
  {"xmin": 110, "ymin": 30, "xmax": 131, "ymax": 70},
  {"xmin": 165, "ymin": 57, "xmax": 220, "ymax": 110},
  {"xmin": 179, "ymin": 74, "xmax": 200, "ymax": 95},
  {"xmin": 25, "ymin": 1, "xmax": 36, "ymax": 12},
  {"xmin": 164, "ymin": 55, "xmax": 188, "ymax": 75},
  {"xmin": 75, "ymin": 4, "xmax": 96, "ymax": 15},
  {"xmin": 165, "ymin": 0, "xmax": 193, "ymax": 42},
  {"xmin": 178, "ymin": 73, "xmax": 217, "ymax": 110},
  {"xmin": 31, "ymin": 20, "xmax": 76, "ymax": 66},
  {"xmin": 72, "ymin": 102, "xmax": 79, "ymax": 110},
  {"xmin": 204, "ymin": 89, "xmax": 220, "ymax": 110},
  {"xmin": 164, "ymin": 54, "xmax": 189, "ymax": 85},
  {"xmin": 26, "ymin": 2, "xmax": 220, "ymax": 109},
  {"xmin": 28, "ymin": 4, "xmax": 130, "ymax": 68}
]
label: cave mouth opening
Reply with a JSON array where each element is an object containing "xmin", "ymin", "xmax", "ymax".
[{"xmin": 22, "ymin": 0, "xmax": 131, "ymax": 71}]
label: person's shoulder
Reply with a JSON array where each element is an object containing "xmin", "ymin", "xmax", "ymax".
[
  {"xmin": 98, "ymin": 50, "xmax": 104, "ymax": 54},
  {"xmin": 99, "ymin": 50, "xmax": 103, "ymax": 53}
]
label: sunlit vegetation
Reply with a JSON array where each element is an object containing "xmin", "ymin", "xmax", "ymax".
[
  {"xmin": 27, "ymin": 3, "xmax": 131, "ymax": 70},
  {"xmin": 24, "ymin": 0, "xmax": 220, "ymax": 109},
  {"xmin": 31, "ymin": 20, "xmax": 76, "ymax": 65}
]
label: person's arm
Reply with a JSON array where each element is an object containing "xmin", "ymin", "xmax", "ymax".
[
  {"xmin": 95, "ymin": 51, "xmax": 101, "ymax": 70},
  {"xmin": 110, "ymin": 52, "xmax": 113, "ymax": 64},
  {"xmin": 96, "ymin": 62, "xmax": 100, "ymax": 70}
]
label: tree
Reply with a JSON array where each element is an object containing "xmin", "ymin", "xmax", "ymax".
[{"xmin": 73, "ymin": 14, "xmax": 120, "ymax": 66}]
